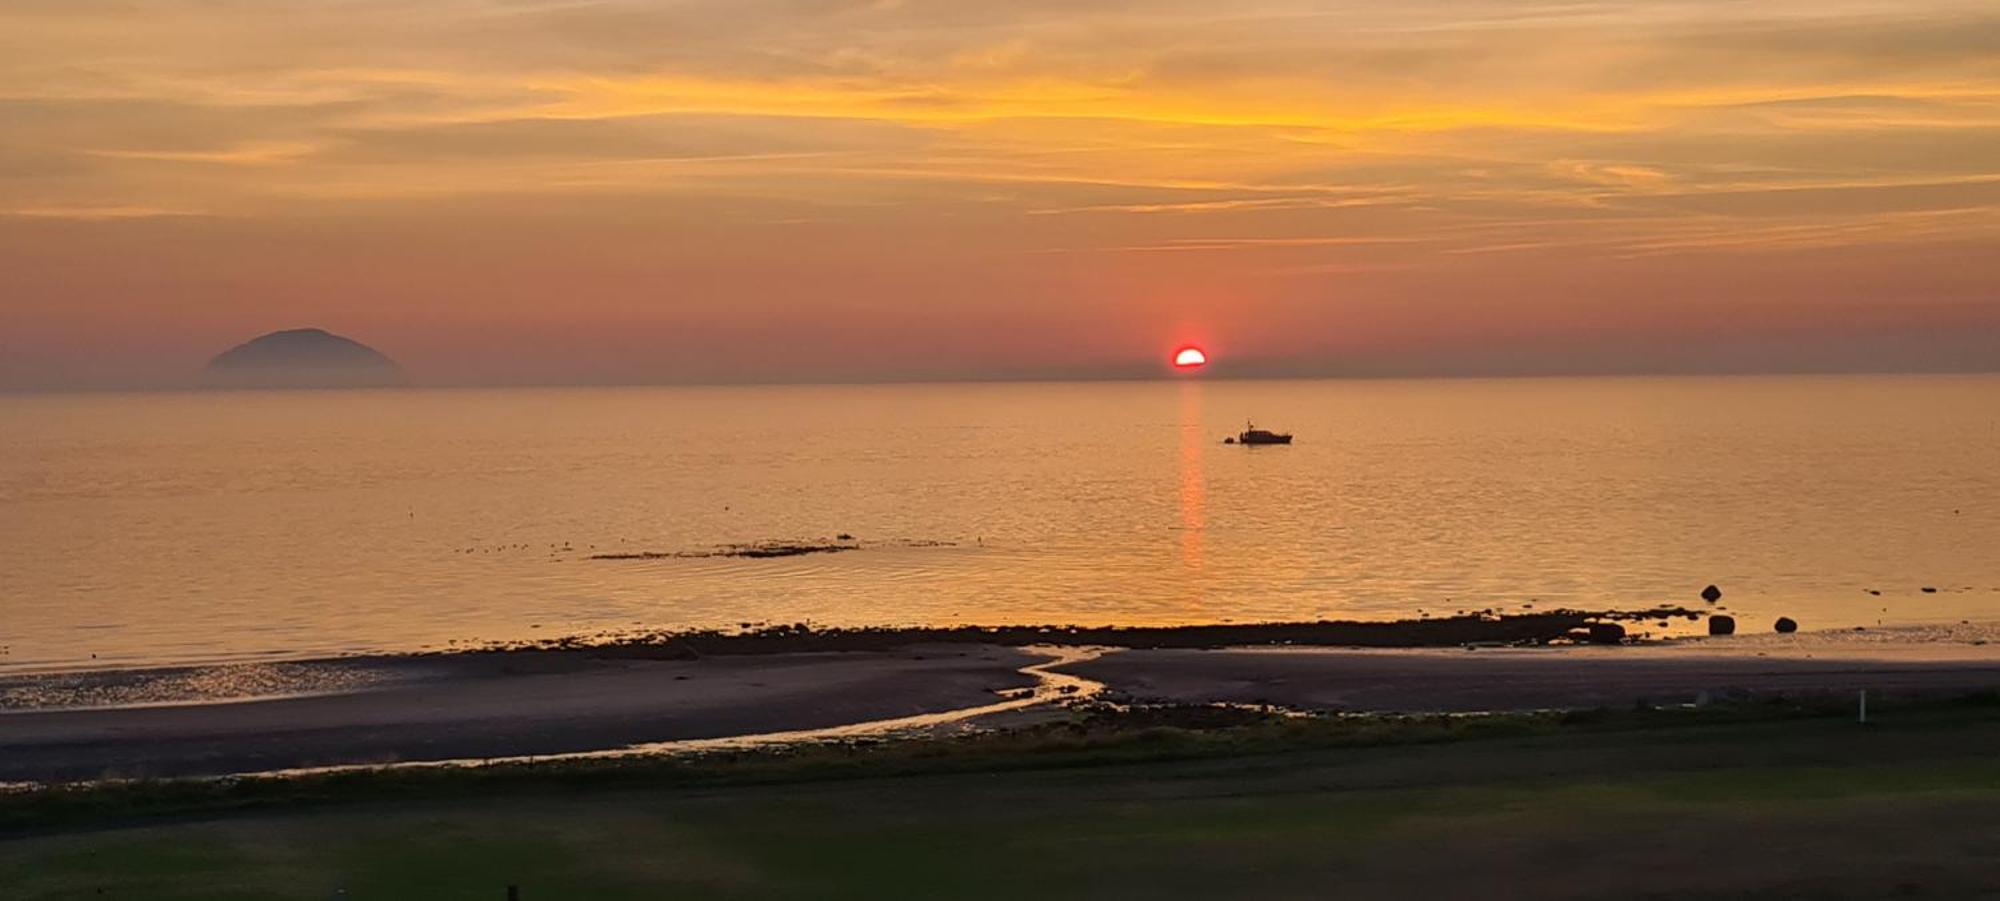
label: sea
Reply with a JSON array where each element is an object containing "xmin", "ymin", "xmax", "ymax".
[{"xmin": 2, "ymin": 375, "xmax": 1996, "ymax": 674}]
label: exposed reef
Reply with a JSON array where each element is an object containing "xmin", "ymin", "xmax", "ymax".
[
  {"xmin": 589, "ymin": 537, "xmax": 953, "ymax": 561},
  {"xmin": 473, "ymin": 608, "xmax": 1707, "ymax": 660}
]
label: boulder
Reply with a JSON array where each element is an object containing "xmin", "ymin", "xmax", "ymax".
[
  {"xmin": 1700, "ymin": 584, "xmax": 1722, "ymax": 603},
  {"xmin": 1587, "ymin": 622, "xmax": 1626, "ymax": 645},
  {"xmin": 1773, "ymin": 616, "xmax": 1798, "ymax": 634},
  {"xmin": 1708, "ymin": 615, "xmax": 1736, "ymax": 636}
]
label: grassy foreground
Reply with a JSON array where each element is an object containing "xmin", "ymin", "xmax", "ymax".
[{"xmin": 3, "ymin": 700, "xmax": 1997, "ymax": 899}]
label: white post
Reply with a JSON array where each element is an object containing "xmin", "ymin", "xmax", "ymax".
[{"xmin": 1859, "ymin": 689, "xmax": 1867, "ymax": 724}]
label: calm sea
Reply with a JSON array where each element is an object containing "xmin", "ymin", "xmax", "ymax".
[{"xmin": 2, "ymin": 376, "xmax": 1996, "ymax": 673}]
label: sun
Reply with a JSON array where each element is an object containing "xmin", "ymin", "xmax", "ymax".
[{"xmin": 1172, "ymin": 346, "xmax": 1208, "ymax": 370}]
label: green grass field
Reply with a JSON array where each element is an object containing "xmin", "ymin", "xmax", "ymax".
[{"xmin": 4, "ymin": 703, "xmax": 1997, "ymax": 899}]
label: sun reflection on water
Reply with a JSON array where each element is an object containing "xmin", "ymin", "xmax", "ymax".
[{"xmin": 1177, "ymin": 379, "xmax": 1205, "ymax": 585}]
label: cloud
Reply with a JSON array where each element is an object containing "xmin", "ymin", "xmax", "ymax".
[
  {"xmin": 2, "ymin": 204, "xmax": 207, "ymax": 220},
  {"xmin": 1, "ymin": 0, "xmax": 1997, "ymax": 384},
  {"xmin": 322, "ymin": 113, "xmax": 925, "ymax": 165}
]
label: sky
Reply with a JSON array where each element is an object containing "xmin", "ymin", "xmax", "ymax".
[{"xmin": 2, "ymin": 0, "xmax": 1997, "ymax": 388}]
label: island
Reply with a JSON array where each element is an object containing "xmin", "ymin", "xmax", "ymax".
[{"xmin": 201, "ymin": 327, "xmax": 405, "ymax": 389}]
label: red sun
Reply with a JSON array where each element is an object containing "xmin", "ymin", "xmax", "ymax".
[{"xmin": 1172, "ymin": 346, "xmax": 1208, "ymax": 370}]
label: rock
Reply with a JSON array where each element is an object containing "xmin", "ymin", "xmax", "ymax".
[
  {"xmin": 1708, "ymin": 615, "xmax": 1736, "ymax": 636},
  {"xmin": 1700, "ymin": 584, "xmax": 1722, "ymax": 603},
  {"xmin": 1587, "ymin": 622, "xmax": 1626, "ymax": 645},
  {"xmin": 1921, "ymin": 586, "xmax": 1937, "ymax": 593},
  {"xmin": 1773, "ymin": 616, "xmax": 1798, "ymax": 633}
]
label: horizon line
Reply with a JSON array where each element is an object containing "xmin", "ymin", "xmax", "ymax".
[{"xmin": 5, "ymin": 364, "xmax": 1999, "ymax": 396}]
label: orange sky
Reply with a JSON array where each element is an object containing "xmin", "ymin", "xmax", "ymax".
[{"xmin": 2, "ymin": 0, "xmax": 1997, "ymax": 387}]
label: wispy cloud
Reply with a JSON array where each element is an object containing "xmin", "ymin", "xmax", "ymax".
[
  {"xmin": 3, "ymin": 205, "xmax": 208, "ymax": 220},
  {"xmin": 1030, "ymin": 236, "xmax": 1423, "ymax": 254},
  {"xmin": 1, "ymin": 0, "xmax": 1996, "ymax": 383}
]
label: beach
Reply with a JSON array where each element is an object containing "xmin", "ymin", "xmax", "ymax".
[
  {"xmin": 1069, "ymin": 640, "xmax": 2000, "ymax": 712},
  {"xmin": 6, "ymin": 629, "xmax": 1997, "ymax": 784},
  {"xmin": 0, "ymin": 646, "xmax": 1041, "ymax": 783},
  {"xmin": 5, "ymin": 670, "xmax": 1999, "ymax": 899},
  {"xmin": 6, "ymin": 626, "xmax": 1998, "ymax": 899}
]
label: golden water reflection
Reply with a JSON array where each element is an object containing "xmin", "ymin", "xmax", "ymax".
[
  {"xmin": 7, "ymin": 377, "xmax": 2000, "ymax": 672},
  {"xmin": 1177, "ymin": 379, "xmax": 1205, "ymax": 579}
]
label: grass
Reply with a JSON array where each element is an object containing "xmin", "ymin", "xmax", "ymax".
[
  {"xmin": 0, "ymin": 697, "xmax": 1890, "ymax": 832},
  {"xmin": 3, "ymin": 697, "xmax": 1997, "ymax": 899}
]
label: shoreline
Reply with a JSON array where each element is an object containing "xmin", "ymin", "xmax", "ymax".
[
  {"xmin": 6, "ymin": 610, "xmax": 1994, "ymax": 713},
  {"xmin": 1, "ymin": 623, "xmax": 1996, "ymax": 784},
  {"xmin": 0, "ymin": 646, "xmax": 1045, "ymax": 784},
  {"xmin": 7, "ymin": 592, "xmax": 1993, "ymax": 678},
  {"xmin": 1, "ymin": 607, "xmax": 1715, "ymax": 685},
  {"xmin": 8, "ymin": 685, "xmax": 1997, "ymax": 896}
]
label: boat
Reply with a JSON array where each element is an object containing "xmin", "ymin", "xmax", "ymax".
[{"xmin": 1230, "ymin": 420, "xmax": 1293, "ymax": 445}]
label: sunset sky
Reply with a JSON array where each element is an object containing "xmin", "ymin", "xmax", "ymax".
[{"xmin": 3, "ymin": 0, "xmax": 1997, "ymax": 387}]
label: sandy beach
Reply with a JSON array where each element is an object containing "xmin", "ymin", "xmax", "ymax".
[
  {"xmin": 1069, "ymin": 642, "xmax": 2000, "ymax": 712},
  {"xmin": 4, "ymin": 632, "xmax": 1997, "ymax": 784},
  {"xmin": 0, "ymin": 646, "xmax": 1040, "ymax": 783}
]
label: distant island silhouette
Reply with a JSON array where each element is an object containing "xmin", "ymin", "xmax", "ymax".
[{"xmin": 203, "ymin": 328, "xmax": 405, "ymax": 389}]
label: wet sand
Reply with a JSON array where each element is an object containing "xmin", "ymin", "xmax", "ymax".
[
  {"xmin": 1068, "ymin": 641, "xmax": 2000, "ymax": 712},
  {"xmin": 5, "ymin": 634, "xmax": 1998, "ymax": 784},
  {"xmin": 0, "ymin": 646, "xmax": 1039, "ymax": 783}
]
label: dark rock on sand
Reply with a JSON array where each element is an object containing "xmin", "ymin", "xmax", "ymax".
[
  {"xmin": 1774, "ymin": 617, "xmax": 1799, "ymax": 633},
  {"xmin": 1708, "ymin": 615, "xmax": 1736, "ymax": 636},
  {"xmin": 1701, "ymin": 584, "xmax": 1723, "ymax": 603},
  {"xmin": 1921, "ymin": 587, "xmax": 1938, "ymax": 593},
  {"xmin": 1587, "ymin": 622, "xmax": 1626, "ymax": 645}
]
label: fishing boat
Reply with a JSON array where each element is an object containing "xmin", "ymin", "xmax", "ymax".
[{"xmin": 1228, "ymin": 420, "xmax": 1293, "ymax": 445}]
